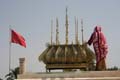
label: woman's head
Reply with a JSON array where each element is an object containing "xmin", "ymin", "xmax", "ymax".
[{"xmin": 94, "ymin": 26, "xmax": 101, "ymax": 32}]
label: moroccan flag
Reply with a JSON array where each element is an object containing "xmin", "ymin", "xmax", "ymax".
[{"xmin": 11, "ymin": 29, "xmax": 26, "ymax": 48}]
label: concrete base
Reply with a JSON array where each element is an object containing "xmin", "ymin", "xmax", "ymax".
[{"xmin": 18, "ymin": 71, "xmax": 120, "ymax": 80}]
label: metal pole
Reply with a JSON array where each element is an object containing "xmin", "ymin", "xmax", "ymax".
[{"xmin": 9, "ymin": 26, "xmax": 11, "ymax": 73}]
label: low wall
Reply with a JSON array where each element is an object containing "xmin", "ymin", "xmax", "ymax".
[{"xmin": 18, "ymin": 71, "xmax": 120, "ymax": 80}]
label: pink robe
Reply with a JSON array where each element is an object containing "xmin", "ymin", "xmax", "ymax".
[{"xmin": 88, "ymin": 26, "xmax": 108, "ymax": 70}]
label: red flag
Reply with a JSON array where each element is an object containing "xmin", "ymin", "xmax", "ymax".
[{"xmin": 11, "ymin": 29, "xmax": 26, "ymax": 48}]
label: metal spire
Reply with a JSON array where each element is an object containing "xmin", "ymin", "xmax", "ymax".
[
  {"xmin": 65, "ymin": 7, "xmax": 69, "ymax": 45},
  {"xmin": 75, "ymin": 17, "xmax": 79, "ymax": 44},
  {"xmin": 56, "ymin": 18, "xmax": 59, "ymax": 45},
  {"xmin": 51, "ymin": 20, "xmax": 53, "ymax": 45},
  {"xmin": 76, "ymin": 18, "xmax": 79, "ymax": 44},
  {"xmin": 81, "ymin": 18, "xmax": 84, "ymax": 44}
]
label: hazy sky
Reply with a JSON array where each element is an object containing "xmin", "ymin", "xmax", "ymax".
[{"xmin": 0, "ymin": 0, "xmax": 120, "ymax": 78}]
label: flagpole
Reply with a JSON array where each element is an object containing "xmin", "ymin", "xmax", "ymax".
[{"xmin": 9, "ymin": 26, "xmax": 11, "ymax": 73}]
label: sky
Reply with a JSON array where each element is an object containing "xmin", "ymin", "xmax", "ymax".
[{"xmin": 0, "ymin": 0, "xmax": 120, "ymax": 78}]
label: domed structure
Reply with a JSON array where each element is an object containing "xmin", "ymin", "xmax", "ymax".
[
  {"xmin": 38, "ymin": 8, "xmax": 95, "ymax": 72},
  {"xmin": 39, "ymin": 44, "xmax": 95, "ymax": 72}
]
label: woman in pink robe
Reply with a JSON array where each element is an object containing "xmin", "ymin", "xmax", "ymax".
[{"xmin": 88, "ymin": 26, "xmax": 108, "ymax": 70}]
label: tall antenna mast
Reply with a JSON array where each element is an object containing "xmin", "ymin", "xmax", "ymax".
[
  {"xmin": 65, "ymin": 7, "xmax": 69, "ymax": 45},
  {"xmin": 51, "ymin": 20, "xmax": 53, "ymax": 45},
  {"xmin": 56, "ymin": 18, "xmax": 59, "ymax": 45},
  {"xmin": 81, "ymin": 19, "xmax": 84, "ymax": 44}
]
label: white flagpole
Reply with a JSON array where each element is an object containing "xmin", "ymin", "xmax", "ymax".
[{"xmin": 9, "ymin": 26, "xmax": 11, "ymax": 73}]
